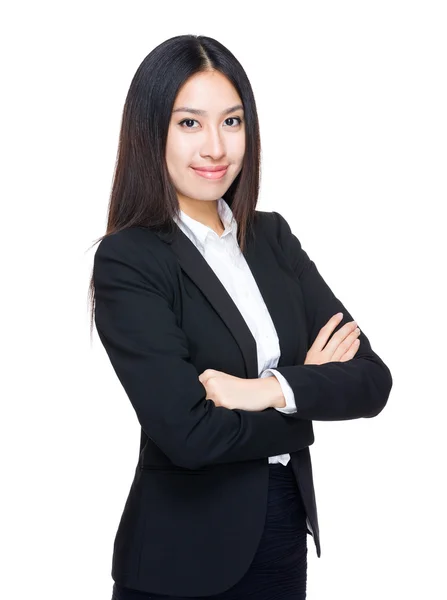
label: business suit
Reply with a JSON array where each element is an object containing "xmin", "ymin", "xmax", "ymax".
[{"xmin": 93, "ymin": 207, "xmax": 393, "ymax": 597}]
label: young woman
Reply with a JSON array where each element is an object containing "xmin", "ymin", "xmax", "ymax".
[{"xmin": 89, "ymin": 34, "xmax": 393, "ymax": 600}]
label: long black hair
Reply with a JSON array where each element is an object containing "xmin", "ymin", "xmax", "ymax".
[{"xmin": 87, "ymin": 34, "xmax": 262, "ymax": 338}]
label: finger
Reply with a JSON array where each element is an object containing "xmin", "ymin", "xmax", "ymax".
[
  {"xmin": 324, "ymin": 321, "xmax": 358, "ymax": 358},
  {"xmin": 338, "ymin": 338, "xmax": 361, "ymax": 362},
  {"xmin": 331, "ymin": 327, "xmax": 361, "ymax": 361},
  {"xmin": 200, "ymin": 369, "xmax": 219, "ymax": 385},
  {"xmin": 312, "ymin": 312, "xmax": 344, "ymax": 352},
  {"xmin": 203, "ymin": 369, "xmax": 217, "ymax": 377}
]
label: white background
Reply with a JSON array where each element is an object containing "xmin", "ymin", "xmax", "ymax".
[{"xmin": 2, "ymin": 1, "xmax": 446, "ymax": 599}]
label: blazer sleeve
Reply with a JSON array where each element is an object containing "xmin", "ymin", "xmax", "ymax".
[
  {"xmin": 93, "ymin": 229, "xmax": 315, "ymax": 470},
  {"xmin": 270, "ymin": 211, "xmax": 393, "ymax": 421}
]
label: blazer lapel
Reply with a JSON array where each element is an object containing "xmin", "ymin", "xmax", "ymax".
[{"xmin": 154, "ymin": 220, "xmax": 299, "ymax": 379}]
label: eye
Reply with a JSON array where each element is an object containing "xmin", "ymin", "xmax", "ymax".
[
  {"xmin": 178, "ymin": 117, "xmax": 243, "ymax": 129},
  {"xmin": 178, "ymin": 118, "xmax": 200, "ymax": 129},
  {"xmin": 224, "ymin": 117, "xmax": 243, "ymax": 127}
]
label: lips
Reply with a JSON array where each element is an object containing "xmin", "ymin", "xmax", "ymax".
[
  {"xmin": 191, "ymin": 166, "xmax": 228, "ymax": 180},
  {"xmin": 191, "ymin": 165, "xmax": 229, "ymax": 172}
]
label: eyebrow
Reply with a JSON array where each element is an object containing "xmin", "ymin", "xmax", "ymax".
[{"xmin": 172, "ymin": 104, "xmax": 244, "ymax": 116}]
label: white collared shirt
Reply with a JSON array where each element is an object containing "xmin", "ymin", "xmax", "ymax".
[{"xmin": 173, "ymin": 197, "xmax": 297, "ymax": 466}]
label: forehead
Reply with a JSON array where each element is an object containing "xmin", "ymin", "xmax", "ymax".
[{"xmin": 174, "ymin": 71, "xmax": 242, "ymax": 109}]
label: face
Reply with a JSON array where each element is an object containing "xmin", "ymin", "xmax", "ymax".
[{"xmin": 165, "ymin": 70, "xmax": 246, "ymax": 211}]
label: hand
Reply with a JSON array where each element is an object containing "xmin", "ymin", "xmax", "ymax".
[
  {"xmin": 198, "ymin": 369, "xmax": 273, "ymax": 412},
  {"xmin": 304, "ymin": 313, "xmax": 361, "ymax": 365}
]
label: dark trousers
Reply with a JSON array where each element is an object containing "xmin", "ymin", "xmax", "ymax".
[{"xmin": 112, "ymin": 462, "xmax": 308, "ymax": 600}]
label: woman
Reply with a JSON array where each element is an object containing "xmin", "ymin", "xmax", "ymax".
[{"xmin": 88, "ymin": 34, "xmax": 393, "ymax": 600}]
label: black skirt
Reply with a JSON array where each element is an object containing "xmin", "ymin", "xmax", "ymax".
[{"xmin": 112, "ymin": 462, "xmax": 308, "ymax": 600}]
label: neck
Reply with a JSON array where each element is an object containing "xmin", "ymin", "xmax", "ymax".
[{"xmin": 178, "ymin": 197, "xmax": 224, "ymax": 234}]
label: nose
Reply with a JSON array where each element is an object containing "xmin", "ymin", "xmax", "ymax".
[{"xmin": 200, "ymin": 126, "xmax": 226, "ymax": 160}]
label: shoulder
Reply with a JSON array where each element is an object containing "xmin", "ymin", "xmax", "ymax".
[
  {"xmin": 94, "ymin": 226, "xmax": 176, "ymax": 271},
  {"xmin": 95, "ymin": 226, "xmax": 166, "ymax": 255},
  {"xmin": 255, "ymin": 210, "xmax": 309, "ymax": 277},
  {"xmin": 254, "ymin": 209, "xmax": 296, "ymax": 245},
  {"xmin": 93, "ymin": 227, "xmax": 178, "ymax": 299}
]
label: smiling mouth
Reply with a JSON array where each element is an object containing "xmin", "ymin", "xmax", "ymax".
[{"xmin": 191, "ymin": 166, "xmax": 228, "ymax": 180}]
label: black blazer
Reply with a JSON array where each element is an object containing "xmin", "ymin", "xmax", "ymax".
[{"xmin": 93, "ymin": 209, "xmax": 393, "ymax": 597}]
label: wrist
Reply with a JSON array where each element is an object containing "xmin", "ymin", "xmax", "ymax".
[{"xmin": 256, "ymin": 376, "xmax": 286, "ymax": 409}]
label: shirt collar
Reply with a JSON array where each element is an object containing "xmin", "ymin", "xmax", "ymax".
[{"xmin": 173, "ymin": 197, "xmax": 238, "ymax": 253}]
